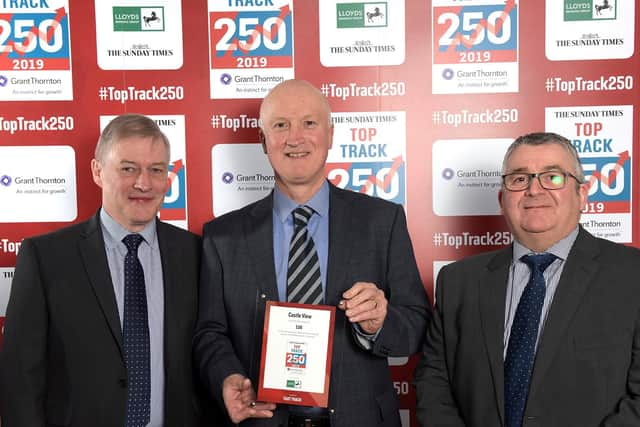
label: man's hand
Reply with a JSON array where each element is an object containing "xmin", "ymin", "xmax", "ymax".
[
  {"xmin": 339, "ymin": 282, "xmax": 388, "ymax": 334},
  {"xmin": 222, "ymin": 374, "xmax": 276, "ymax": 423}
]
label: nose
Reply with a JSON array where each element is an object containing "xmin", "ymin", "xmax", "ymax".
[
  {"xmin": 525, "ymin": 175, "xmax": 545, "ymax": 195},
  {"xmin": 286, "ymin": 122, "xmax": 305, "ymax": 146},
  {"xmin": 134, "ymin": 169, "xmax": 152, "ymax": 191}
]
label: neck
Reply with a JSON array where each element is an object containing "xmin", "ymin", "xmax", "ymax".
[
  {"xmin": 275, "ymin": 179, "xmax": 324, "ymax": 205},
  {"xmin": 521, "ymin": 237, "xmax": 553, "ymax": 253},
  {"xmin": 518, "ymin": 228, "xmax": 576, "ymax": 253}
]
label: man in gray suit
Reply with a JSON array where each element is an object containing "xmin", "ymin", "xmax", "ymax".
[
  {"xmin": 194, "ymin": 79, "xmax": 430, "ymax": 427},
  {"xmin": 0, "ymin": 114, "xmax": 204, "ymax": 426},
  {"xmin": 414, "ymin": 132, "xmax": 640, "ymax": 426}
]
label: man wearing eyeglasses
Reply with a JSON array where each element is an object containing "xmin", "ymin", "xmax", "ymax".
[{"xmin": 414, "ymin": 132, "xmax": 640, "ymax": 427}]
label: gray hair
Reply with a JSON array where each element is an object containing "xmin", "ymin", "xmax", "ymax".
[
  {"xmin": 502, "ymin": 132, "xmax": 584, "ymax": 183},
  {"xmin": 95, "ymin": 114, "xmax": 170, "ymax": 162}
]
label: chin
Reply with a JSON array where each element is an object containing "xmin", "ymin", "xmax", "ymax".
[
  {"xmin": 127, "ymin": 209, "xmax": 157, "ymax": 224},
  {"xmin": 521, "ymin": 224, "xmax": 556, "ymax": 235}
]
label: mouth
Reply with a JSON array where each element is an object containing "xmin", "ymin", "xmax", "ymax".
[
  {"xmin": 523, "ymin": 204, "xmax": 551, "ymax": 210},
  {"xmin": 129, "ymin": 196, "xmax": 156, "ymax": 204},
  {"xmin": 286, "ymin": 152, "xmax": 310, "ymax": 158}
]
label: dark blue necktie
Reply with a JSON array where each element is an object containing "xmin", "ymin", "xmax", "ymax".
[
  {"xmin": 122, "ymin": 234, "xmax": 151, "ymax": 427},
  {"xmin": 504, "ymin": 253, "xmax": 557, "ymax": 427}
]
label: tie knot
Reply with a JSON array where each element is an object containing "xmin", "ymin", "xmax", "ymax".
[
  {"xmin": 293, "ymin": 205, "xmax": 314, "ymax": 227},
  {"xmin": 520, "ymin": 252, "xmax": 557, "ymax": 273},
  {"xmin": 122, "ymin": 234, "xmax": 144, "ymax": 252}
]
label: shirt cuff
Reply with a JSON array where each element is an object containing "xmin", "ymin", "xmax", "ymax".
[{"xmin": 352, "ymin": 323, "xmax": 382, "ymax": 350}]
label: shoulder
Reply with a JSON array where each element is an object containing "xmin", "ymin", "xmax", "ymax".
[
  {"xmin": 202, "ymin": 193, "xmax": 271, "ymax": 236},
  {"xmin": 157, "ymin": 220, "xmax": 200, "ymax": 245},
  {"xmin": 579, "ymin": 230, "xmax": 640, "ymax": 263},
  {"xmin": 329, "ymin": 184, "xmax": 402, "ymax": 216},
  {"xmin": 440, "ymin": 248, "xmax": 510, "ymax": 277},
  {"xmin": 25, "ymin": 217, "xmax": 95, "ymax": 248}
]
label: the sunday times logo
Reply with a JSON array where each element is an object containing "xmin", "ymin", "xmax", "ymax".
[
  {"xmin": 564, "ymin": 0, "xmax": 616, "ymax": 21},
  {"xmin": 336, "ymin": 2, "xmax": 388, "ymax": 28},
  {"xmin": 106, "ymin": 45, "xmax": 174, "ymax": 57},
  {"xmin": 112, "ymin": 6, "xmax": 165, "ymax": 31},
  {"xmin": 554, "ymin": 35, "xmax": 623, "ymax": 47}
]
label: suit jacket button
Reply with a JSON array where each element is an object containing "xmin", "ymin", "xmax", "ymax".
[{"xmin": 118, "ymin": 378, "xmax": 127, "ymax": 388}]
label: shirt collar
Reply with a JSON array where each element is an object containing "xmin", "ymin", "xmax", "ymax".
[
  {"xmin": 273, "ymin": 180, "xmax": 330, "ymax": 224},
  {"xmin": 513, "ymin": 226, "xmax": 579, "ymax": 262},
  {"xmin": 99, "ymin": 207, "xmax": 158, "ymax": 249}
]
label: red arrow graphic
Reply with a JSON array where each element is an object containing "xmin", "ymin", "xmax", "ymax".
[{"xmin": 587, "ymin": 150, "xmax": 629, "ymax": 190}]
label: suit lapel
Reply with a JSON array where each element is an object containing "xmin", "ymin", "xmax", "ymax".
[
  {"xmin": 156, "ymin": 220, "xmax": 177, "ymax": 359},
  {"xmin": 325, "ymin": 185, "xmax": 354, "ymax": 305},
  {"xmin": 528, "ymin": 228, "xmax": 599, "ymax": 397},
  {"xmin": 479, "ymin": 247, "xmax": 512, "ymax": 426},
  {"xmin": 79, "ymin": 213, "xmax": 123, "ymax": 357},
  {"xmin": 245, "ymin": 193, "xmax": 279, "ymax": 301}
]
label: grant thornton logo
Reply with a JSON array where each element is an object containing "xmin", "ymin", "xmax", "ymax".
[
  {"xmin": 222, "ymin": 172, "xmax": 234, "ymax": 184},
  {"xmin": 0, "ymin": 175, "xmax": 11, "ymax": 187},
  {"xmin": 220, "ymin": 73, "xmax": 232, "ymax": 85}
]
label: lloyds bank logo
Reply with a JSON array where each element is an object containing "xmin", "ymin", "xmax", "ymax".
[
  {"xmin": 336, "ymin": 2, "xmax": 388, "ymax": 28},
  {"xmin": 563, "ymin": 0, "xmax": 616, "ymax": 21},
  {"xmin": 112, "ymin": 6, "xmax": 165, "ymax": 31}
]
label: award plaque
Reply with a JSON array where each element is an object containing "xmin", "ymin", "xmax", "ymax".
[{"xmin": 257, "ymin": 301, "xmax": 335, "ymax": 407}]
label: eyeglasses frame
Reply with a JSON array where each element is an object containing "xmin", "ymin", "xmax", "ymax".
[{"xmin": 501, "ymin": 170, "xmax": 582, "ymax": 192}]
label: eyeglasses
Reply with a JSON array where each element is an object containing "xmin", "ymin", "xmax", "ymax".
[{"xmin": 501, "ymin": 170, "xmax": 581, "ymax": 191}]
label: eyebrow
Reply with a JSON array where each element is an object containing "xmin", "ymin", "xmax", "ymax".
[
  {"xmin": 507, "ymin": 164, "xmax": 566, "ymax": 173},
  {"xmin": 270, "ymin": 114, "xmax": 320, "ymax": 122},
  {"xmin": 119, "ymin": 160, "xmax": 168, "ymax": 167}
]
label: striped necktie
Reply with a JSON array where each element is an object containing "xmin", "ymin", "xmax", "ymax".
[{"xmin": 286, "ymin": 206, "xmax": 322, "ymax": 304}]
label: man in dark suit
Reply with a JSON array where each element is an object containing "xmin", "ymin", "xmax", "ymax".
[
  {"xmin": 0, "ymin": 114, "xmax": 203, "ymax": 426},
  {"xmin": 194, "ymin": 79, "xmax": 430, "ymax": 427},
  {"xmin": 414, "ymin": 132, "xmax": 640, "ymax": 427}
]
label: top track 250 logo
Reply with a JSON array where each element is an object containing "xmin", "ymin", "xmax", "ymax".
[
  {"xmin": 0, "ymin": 7, "xmax": 70, "ymax": 70},
  {"xmin": 210, "ymin": 5, "xmax": 293, "ymax": 69},
  {"xmin": 433, "ymin": 0, "xmax": 517, "ymax": 64}
]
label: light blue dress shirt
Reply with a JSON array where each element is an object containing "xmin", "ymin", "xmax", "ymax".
[
  {"xmin": 272, "ymin": 181, "xmax": 330, "ymax": 302},
  {"xmin": 100, "ymin": 208, "xmax": 165, "ymax": 427},
  {"xmin": 503, "ymin": 227, "xmax": 579, "ymax": 358}
]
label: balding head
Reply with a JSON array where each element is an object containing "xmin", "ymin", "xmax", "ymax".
[{"xmin": 260, "ymin": 79, "xmax": 331, "ymax": 129}]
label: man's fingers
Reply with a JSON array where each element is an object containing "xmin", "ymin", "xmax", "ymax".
[{"xmin": 342, "ymin": 281, "xmax": 377, "ymax": 300}]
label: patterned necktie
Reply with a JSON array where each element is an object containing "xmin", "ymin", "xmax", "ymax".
[
  {"xmin": 122, "ymin": 234, "xmax": 151, "ymax": 427},
  {"xmin": 504, "ymin": 252, "xmax": 557, "ymax": 427},
  {"xmin": 286, "ymin": 206, "xmax": 322, "ymax": 304}
]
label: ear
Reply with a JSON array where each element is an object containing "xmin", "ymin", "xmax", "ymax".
[
  {"xmin": 578, "ymin": 182, "xmax": 589, "ymax": 210},
  {"xmin": 259, "ymin": 129, "xmax": 267, "ymax": 154},
  {"xmin": 328, "ymin": 124, "xmax": 334, "ymax": 149},
  {"xmin": 91, "ymin": 159, "xmax": 103, "ymax": 189},
  {"xmin": 498, "ymin": 189, "xmax": 504, "ymax": 213}
]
